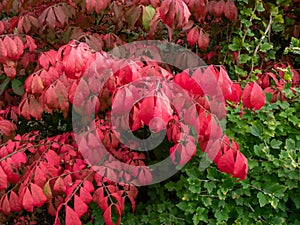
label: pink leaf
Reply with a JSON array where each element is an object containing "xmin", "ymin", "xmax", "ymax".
[
  {"xmin": 74, "ymin": 195, "xmax": 88, "ymax": 217},
  {"xmin": 233, "ymin": 151, "xmax": 248, "ymax": 180},
  {"xmin": 9, "ymin": 191, "xmax": 22, "ymax": 212},
  {"xmin": 66, "ymin": 205, "xmax": 82, "ymax": 225},
  {"xmin": 217, "ymin": 149, "xmax": 235, "ymax": 175},
  {"xmin": 22, "ymin": 188, "xmax": 35, "ymax": 212},
  {"xmin": 250, "ymin": 82, "xmax": 266, "ymax": 110},
  {"xmin": 31, "ymin": 183, "xmax": 47, "ymax": 207},
  {"xmin": 187, "ymin": 26, "xmax": 199, "ymax": 46}
]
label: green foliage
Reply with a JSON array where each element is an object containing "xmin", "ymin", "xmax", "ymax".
[
  {"xmin": 220, "ymin": 0, "xmax": 298, "ymax": 79},
  {"xmin": 284, "ymin": 37, "xmax": 300, "ymax": 62}
]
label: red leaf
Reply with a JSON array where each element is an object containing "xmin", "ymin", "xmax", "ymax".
[
  {"xmin": 22, "ymin": 188, "xmax": 35, "ymax": 212},
  {"xmin": 1, "ymin": 159, "xmax": 19, "ymax": 183},
  {"xmin": 19, "ymin": 96, "xmax": 31, "ymax": 120},
  {"xmin": 34, "ymin": 166, "xmax": 46, "ymax": 187},
  {"xmin": 45, "ymin": 8, "xmax": 57, "ymax": 29},
  {"xmin": 217, "ymin": 148, "xmax": 235, "ymax": 175},
  {"xmin": 224, "ymin": 0, "xmax": 238, "ymax": 21},
  {"xmin": 242, "ymin": 82, "xmax": 266, "ymax": 110},
  {"xmin": 138, "ymin": 167, "xmax": 153, "ymax": 186},
  {"xmin": 74, "ymin": 195, "xmax": 88, "ymax": 217},
  {"xmin": 11, "ymin": 151, "xmax": 27, "ymax": 165},
  {"xmin": 3, "ymin": 36, "xmax": 19, "ymax": 60},
  {"xmin": 111, "ymin": 192, "xmax": 124, "ymax": 212},
  {"xmin": 197, "ymin": 29, "xmax": 210, "ymax": 50},
  {"xmin": 54, "ymin": 6, "xmax": 68, "ymax": 27},
  {"xmin": 29, "ymin": 95, "xmax": 43, "ymax": 120},
  {"xmin": 55, "ymin": 80, "xmax": 70, "ymax": 113},
  {"xmin": 43, "ymin": 181, "xmax": 53, "ymax": 199},
  {"xmin": 31, "ymin": 74, "xmax": 44, "ymax": 95},
  {"xmin": 24, "ymin": 35, "xmax": 37, "ymax": 52},
  {"xmin": 0, "ymin": 195, "xmax": 10, "ymax": 215},
  {"xmin": 174, "ymin": 70, "xmax": 203, "ymax": 95},
  {"xmin": 160, "ymin": 0, "xmax": 191, "ymax": 29},
  {"xmin": 213, "ymin": 0, "xmax": 225, "ymax": 17},
  {"xmin": 85, "ymin": 0, "xmax": 95, "ymax": 13},
  {"xmin": 187, "ymin": 26, "xmax": 199, "ymax": 46},
  {"xmin": 9, "ymin": 191, "xmax": 22, "ymax": 212},
  {"xmin": 80, "ymin": 187, "xmax": 93, "ymax": 204},
  {"xmin": 48, "ymin": 201, "xmax": 57, "ymax": 216},
  {"xmin": 233, "ymin": 151, "xmax": 248, "ymax": 180},
  {"xmin": 3, "ymin": 63, "xmax": 16, "ymax": 80},
  {"xmin": 54, "ymin": 177, "xmax": 67, "ymax": 193},
  {"xmin": 0, "ymin": 22, "xmax": 4, "ymax": 34},
  {"xmin": 242, "ymin": 83, "xmax": 252, "ymax": 109},
  {"xmin": 103, "ymin": 205, "xmax": 121, "ymax": 225},
  {"xmin": 18, "ymin": 16, "xmax": 29, "ymax": 33},
  {"xmin": 45, "ymin": 150, "xmax": 61, "ymax": 167},
  {"xmin": 93, "ymin": 187, "xmax": 109, "ymax": 211},
  {"xmin": 44, "ymin": 85, "xmax": 59, "ymax": 109},
  {"xmin": 13, "ymin": 36, "xmax": 24, "ymax": 57},
  {"xmin": 180, "ymin": 136, "xmax": 196, "ymax": 166},
  {"xmin": 31, "ymin": 183, "xmax": 47, "ymax": 207},
  {"xmin": 83, "ymin": 180, "xmax": 94, "ymax": 193},
  {"xmin": 95, "ymin": 0, "xmax": 110, "ymax": 13},
  {"xmin": 217, "ymin": 66, "xmax": 233, "ymax": 100},
  {"xmin": 250, "ymin": 82, "xmax": 266, "ymax": 110},
  {"xmin": 228, "ymin": 83, "xmax": 242, "ymax": 103},
  {"xmin": 0, "ymin": 39, "xmax": 7, "ymax": 63},
  {"xmin": 86, "ymin": 0, "xmax": 110, "ymax": 13},
  {"xmin": 39, "ymin": 50, "xmax": 57, "ymax": 70},
  {"xmin": 185, "ymin": 0, "xmax": 206, "ymax": 20},
  {"xmin": 112, "ymin": 86, "xmax": 135, "ymax": 115},
  {"xmin": 139, "ymin": 96, "xmax": 173, "ymax": 132},
  {"xmin": 0, "ymin": 119, "xmax": 16, "ymax": 137},
  {"xmin": 24, "ymin": 74, "xmax": 33, "ymax": 93},
  {"xmin": 66, "ymin": 205, "xmax": 82, "ymax": 225}
]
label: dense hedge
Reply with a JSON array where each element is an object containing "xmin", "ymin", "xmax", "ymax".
[{"xmin": 0, "ymin": 0, "xmax": 299, "ymax": 224}]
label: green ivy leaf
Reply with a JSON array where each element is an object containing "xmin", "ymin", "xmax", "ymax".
[
  {"xmin": 290, "ymin": 193, "xmax": 300, "ymax": 209},
  {"xmin": 263, "ymin": 183, "xmax": 287, "ymax": 198},
  {"xmin": 204, "ymin": 181, "xmax": 216, "ymax": 194},
  {"xmin": 250, "ymin": 125, "xmax": 262, "ymax": 137},
  {"xmin": 274, "ymin": 15, "xmax": 284, "ymax": 23},
  {"xmin": 239, "ymin": 54, "xmax": 251, "ymax": 64},
  {"xmin": 257, "ymin": 192, "xmax": 268, "ymax": 207},
  {"xmin": 257, "ymin": 2, "xmax": 265, "ymax": 12},
  {"xmin": 176, "ymin": 202, "xmax": 188, "ymax": 211},
  {"xmin": 270, "ymin": 139, "xmax": 282, "ymax": 149},
  {"xmin": 229, "ymin": 38, "xmax": 242, "ymax": 51},
  {"xmin": 260, "ymin": 43, "xmax": 273, "ymax": 52},
  {"xmin": 192, "ymin": 207, "xmax": 208, "ymax": 224},
  {"xmin": 285, "ymin": 138, "xmax": 295, "ymax": 150}
]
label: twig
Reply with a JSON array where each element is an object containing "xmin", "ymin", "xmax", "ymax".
[{"xmin": 249, "ymin": 14, "xmax": 273, "ymax": 75}]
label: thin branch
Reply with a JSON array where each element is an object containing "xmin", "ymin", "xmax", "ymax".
[{"xmin": 249, "ymin": 15, "xmax": 273, "ymax": 75}]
